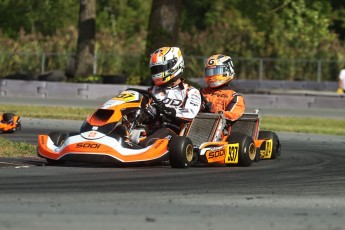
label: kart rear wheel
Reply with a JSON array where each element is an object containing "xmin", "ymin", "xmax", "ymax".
[
  {"xmin": 14, "ymin": 122, "xmax": 21, "ymax": 131},
  {"xmin": 168, "ymin": 136, "xmax": 194, "ymax": 168},
  {"xmin": 46, "ymin": 132, "xmax": 67, "ymax": 165},
  {"xmin": 254, "ymin": 148, "xmax": 261, "ymax": 162},
  {"xmin": 226, "ymin": 132, "xmax": 256, "ymax": 167},
  {"xmin": 258, "ymin": 131, "xmax": 281, "ymax": 159}
]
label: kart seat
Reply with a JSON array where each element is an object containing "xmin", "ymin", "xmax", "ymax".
[{"xmin": 229, "ymin": 113, "xmax": 260, "ymax": 139}]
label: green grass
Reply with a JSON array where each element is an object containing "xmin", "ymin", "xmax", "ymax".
[
  {"xmin": 1, "ymin": 103, "xmax": 345, "ymax": 158},
  {"xmin": 0, "ymin": 104, "xmax": 94, "ymax": 120},
  {"xmin": 0, "ymin": 137, "xmax": 36, "ymax": 157},
  {"xmin": 261, "ymin": 116, "xmax": 345, "ymax": 136}
]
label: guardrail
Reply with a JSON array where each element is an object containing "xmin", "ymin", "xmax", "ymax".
[{"xmin": 0, "ymin": 79, "xmax": 344, "ymax": 110}]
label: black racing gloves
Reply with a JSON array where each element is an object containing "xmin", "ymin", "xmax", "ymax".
[{"xmin": 154, "ymin": 101, "xmax": 176, "ymax": 122}]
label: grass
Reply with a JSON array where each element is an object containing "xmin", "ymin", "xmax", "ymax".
[
  {"xmin": 1, "ymin": 104, "xmax": 344, "ymax": 158},
  {"xmin": 0, "ymin": 137, "xmax": 36, "ymax": 157},
  {"xmin": 261, "ymin": 116, "xmax": 345, "ymax": 136},
  {"xmin": 0, "ymin": 104, "xmax": 94, "ymax": 120}
]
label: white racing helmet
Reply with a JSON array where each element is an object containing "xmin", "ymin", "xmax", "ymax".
[{"xmin": 149, "ymin": 47, "xmax": 185, "ymax": 86}]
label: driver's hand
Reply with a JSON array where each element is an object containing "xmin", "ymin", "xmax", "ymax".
[
  {"xmin": 201, "ymin": 100, "xmax": 213, "ymax": 112},
  {"xmin": 154, "ymin": 101, "xmax": 166, "ymax": 111},
  {"xmin": 162, "ymin": 106, "xmax": 176, "ymax": 119},
  {"xmin": 147, "ymin": 105, "xmax": 158, "ymax": 119},
  {"xmin": 140, "ymin": 105, "xmax": 157, "ymax": 124},
  {"xmin": 154, "ymin": 101, "xmax": 176, "ymax": 120}
]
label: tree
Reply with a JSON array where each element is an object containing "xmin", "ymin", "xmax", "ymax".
[
  {"xmin": 74, "ymin": 0, "xmax": 96, "ymax": 78},
  {"xmin": 146, "ymin": 0, "xmax": 182, "ymax": 56}
]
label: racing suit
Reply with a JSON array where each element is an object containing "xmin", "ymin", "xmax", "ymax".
[
  {"xmin": 149, "ymin": 79, "xmax": 202, "ymax": 134},
  {"xmin": 201, "ymin": 84, "xmax": 245, "ymax": 121}
]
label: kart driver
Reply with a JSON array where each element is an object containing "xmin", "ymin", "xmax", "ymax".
[
  {"xmin": 140, "ymin": 47, "xmax": 201, "ymax": 145},
  {"xmin": 201, "ymin": 54, "xmax": 245, "ymax": 123}
]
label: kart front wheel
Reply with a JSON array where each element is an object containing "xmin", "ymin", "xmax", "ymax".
[
  {"xmin": 226, "ymin": 132, "xmax": 256, "ymax": 167},
  {"xmin": 258, "ymin": 131, "xmax": 281, "ymax": 159},
  {"xmin": 168, "ymin": 136, "xmax": 194, "ymax": 168},
  {"xmin": 45, "ymin": 132, "xmax": 67, "ymax": 165}
]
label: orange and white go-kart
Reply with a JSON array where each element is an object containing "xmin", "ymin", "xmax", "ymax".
[
  {"xmin": 37, "ymin": 88, "xmax": 194, "ymax": 168},
  {"xmin": 0, "ymin": 113, "xmax": 21, "ymax": 133}
]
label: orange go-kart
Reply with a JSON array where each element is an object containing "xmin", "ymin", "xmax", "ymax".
[
  {"xmin": 0, "ymin": 113, "xmax": 21, "ymax": 133},
  {"xmin": 37, "ymin": 88, "xmax": 195, "ymax": 168}
]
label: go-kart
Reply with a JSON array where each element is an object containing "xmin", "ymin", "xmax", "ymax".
[
  {"xmin": 0, "ymin": 113, "xmax": 21, "ymax": 133},
  {"xmin": 37, "ymin": 88, "xmax": 195, "ymax": 168}
]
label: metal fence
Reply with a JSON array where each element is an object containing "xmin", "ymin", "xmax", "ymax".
[{"xmin": 0, "ymin": 52, "xmax": 343, "ymax": 82}]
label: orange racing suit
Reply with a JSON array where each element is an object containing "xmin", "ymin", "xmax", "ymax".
[{"xmin": 201, "ymin": 85, "xmax": 245, "ymax": 121}]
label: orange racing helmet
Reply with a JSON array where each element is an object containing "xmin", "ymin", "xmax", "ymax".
[{"xmin": 204, "ymin": 54, "xmax": 235, "ymax": 88}]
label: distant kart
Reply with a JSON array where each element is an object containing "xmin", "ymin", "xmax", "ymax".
[
  {"xmin": 0, "ymin": 113, "xmax": 21, "ymax": 133},
  {"xmin": 37, "ymin": 88, "xmax": 281, "ymax": 168}
]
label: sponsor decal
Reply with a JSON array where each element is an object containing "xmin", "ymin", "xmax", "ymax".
[
  {"xmin": 190, "ymin": 102, "xmax": 198, "ymax": 107},
  {"xmin": 88, "ymin": 131, "xmax": 97, "ymax": 137},
  {"xmin": 205, "ymin": 146, "xmax": 226, "ymax": 162},
  {"xmin": 162, "ymin": 98, "xmax": 183, "ymax": 106},
  {"xmin": 154, "ymin": 139, "xmax": 165, "ymax": 149},
  {"xmin": 113, "ymin": 91, "xmax": 139, "ymax": 102},
  {"xmin": 207, "ymin": 58, "xmax": 215, "ymax": 66},
  {"xmin": 40, "ymin": 136, "xmax": 45, "ymax": 145},
  {"xmin": 211, "ymin": 92, "xmax": 229, "ymax": 98},
  {"xmin": 225, "ymin": 143, "xmax": 239, "ymax": 164},
  {"xmin": 76, "ymin": 143, "xmax": 101, "ymax": 149}
]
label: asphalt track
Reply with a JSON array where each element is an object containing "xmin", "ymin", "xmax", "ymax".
[{"xmin": 1, "ymin": 118, "xmax": 345, "ymax": 230}]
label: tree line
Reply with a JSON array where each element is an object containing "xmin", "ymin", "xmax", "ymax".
[{"xmin": 1, "ymin": 0, "xmax": 345, "ymax": 83}]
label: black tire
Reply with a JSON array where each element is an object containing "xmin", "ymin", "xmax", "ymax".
[
  {"xmin": 168, "ymin": 136, "xmax": 194, "ymax": 168},
  {"xmin": 15, "ymin": 122, "xmax": 21, "ymax": 131},
  {"xmin": 254, "ymin": 148, "xmax": 261, "ymax": 162},
  {"xmin": 46, "ymin": 132, "xmax": 68, "ymax": 165},
  {"xmin": 258, "ymin": 131, "xmax": 281, "ymax": 159},
  {"xmin": 226, "ymin": 132, "xmax": 256, "ymax": 167}
]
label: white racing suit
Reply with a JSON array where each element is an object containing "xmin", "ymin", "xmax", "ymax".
[{"xmin": 149, "ymin": 80, "xmax": 202, "ymax": 134}]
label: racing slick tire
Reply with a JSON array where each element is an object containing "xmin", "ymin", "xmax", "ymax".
[
  {"xmin": 168, "ymin": 136, "xmax": 194, "ymax": 168},
  {"xmin": 226, "ymin": 132, "xmax": 256, "ymax": 167},
  {"xmin": 254, "ymin": 148, "xmax": 261, "ymax": 162},
  {"xmin": 14, "ymin": 122, "xmax": 21, "ymax": 132},
  {"xmin": 258, "ymin": 131, "xmax": 281, "ymax": 159},
  {"xmin": 45, "ymin": 131, "xmax": 67, "ymax": 165}
]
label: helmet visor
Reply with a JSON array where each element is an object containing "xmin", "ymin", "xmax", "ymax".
[
  {"xmin": 150, "ymin": 58, "xmax": 177, "ymax": 75},
  {"xmin": 205, "ymin": 66, "xmax": 225, "ymax": 77}
]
